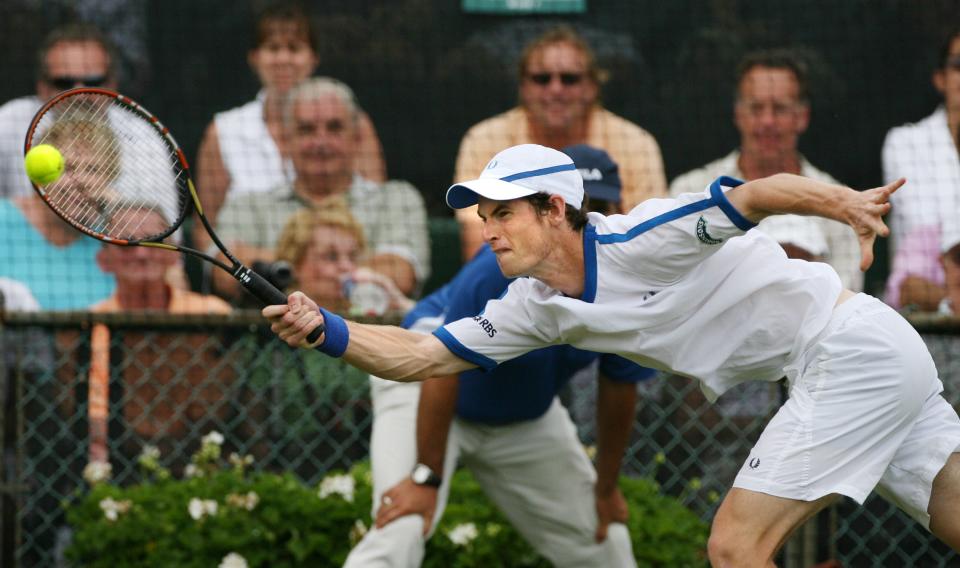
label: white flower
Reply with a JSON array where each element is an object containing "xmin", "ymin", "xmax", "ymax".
[
  {"xmin": 226, "ymin": 491, "xmax": 259, "ymax": 511},
  {"xmin": 218, "ymin": 552, "xmax": 248, "ymax": 568},
  {"xmin": 82, "ymin": 461, "xmax": 112, "ymax": 485},
  {"xmin": 139, "ymin": 445, "xmax": 161, "ymax": 461},
  {"xmin": 99, "ymin": 497, "xmax": 131, "ymax": 522},
  {"xmin": 202, "ymin": 431, "xmax": 225, "ymax": 446},
  {"xmin": 184, "ymin": 464, "xmax": 200, "ymax": 478},
  {"xmin": 188, "ymin": 498, "xmax": 219, "ymax": 520},
  {"xmin": 228, "ymin": 452, "xmax": 254, "ymax": 468},
  {"xmin": 349, "ymin": 519, "xmax": 368, "ymax": 545},
  {"xmin": 318, "ymin": 474, "xmax": 355, "ymax": 502},
  {"xmin": 447, "ymin": 523, "xmax": 478, "ymax": 546}
]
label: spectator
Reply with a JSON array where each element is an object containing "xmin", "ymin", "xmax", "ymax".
[
  {"xmin": 883, "ymin": 28, "xmax": 960, "ymax": 311},
  {"xmin": 274, "ymin": 204, "xmax": 411, "ymax": 316},
  {"xmin": 213, "ymin": 77, "xmax": 429, "ymax": 302},
  {"xmin": 670, "ymin": 48, "xmax": 862, "ymax": 291},
  {"xmin": 453, "ymin": 25, "xmax": 667, "ymax": 259},
  {"xmin": 194, "ymin": 1, "xmax": 385, "ymax": 252},
  {"xmin": 345, "ymin": 145, "xmax": 650, "ymax": 568},
  {"xmin": 87, "ymin": 203, "xmax": 232, "ymax": 462},
  {"xmin": 0, "ymin": 117, "xmax": 116, "ymax": 309},
  {"xmin": 0, "ymin": 22, "xmax": 118, "ymax": 199}
]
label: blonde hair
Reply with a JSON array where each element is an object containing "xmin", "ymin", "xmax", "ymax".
[
  {"xmin": 43, "ymin": 117, "xmax": 122, "ymax": 182},
  {"xmin": 275, "ymin": 199, "xmax": 366, "ymax": 269}
]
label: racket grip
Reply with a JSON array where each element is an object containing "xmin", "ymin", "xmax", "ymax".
[{"xmin": 236, "ymin": 267, "xmax": 326, "ymax": 343}]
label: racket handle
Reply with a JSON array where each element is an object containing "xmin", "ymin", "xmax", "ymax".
[{"xmin": 236, "ymin": 267, "xmax": 325, "ymax": 343}]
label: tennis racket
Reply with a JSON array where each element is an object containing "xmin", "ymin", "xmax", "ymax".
[{"xmin": 23, "ymin": 87, "xmax": 324, "ymax": 340}]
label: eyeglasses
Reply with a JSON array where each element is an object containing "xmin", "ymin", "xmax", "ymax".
[
  {"xmin": 526, "ymin": 72, "xmax": 585, "ymax": 86},
  {"xmin": 46, "ymin": 75, "xmax": 108, "ymax": 91}
]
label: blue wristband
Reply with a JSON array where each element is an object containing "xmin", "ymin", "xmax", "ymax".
[{"xmin": 317, "ymin": 308, "xmax": 349, "ymax": 357}]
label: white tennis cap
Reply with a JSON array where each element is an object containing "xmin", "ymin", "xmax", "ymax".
[{"xmin": 446, "ymin": 144, "xmax": 584, "ymax": 210}]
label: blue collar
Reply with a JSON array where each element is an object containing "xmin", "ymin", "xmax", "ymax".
[{"xmin": 581, "ymin": 224, "xmax": 598, "ymax": 303}]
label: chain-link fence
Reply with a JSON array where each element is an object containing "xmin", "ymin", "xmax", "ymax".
[{"xmin": 3, "ymin": 311, "xmax": 958, "ymax": 567}]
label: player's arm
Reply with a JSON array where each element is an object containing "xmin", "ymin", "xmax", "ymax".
[
  {"xmin": 593, "ymin": 372, "xmax": 637, "ymax": 543},
  {"xmin": 376, "ymin": 376, "xmax": 458, "ymax": 533},
  {"xmin": 264, "ymin": 292, "xmax": 475, "ymax": 381},
  {"xmin": 726, "ymin": 173, "xmax": 905, "ymax": 271}
]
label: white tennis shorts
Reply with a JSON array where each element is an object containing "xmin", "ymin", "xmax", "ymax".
[{"xmin": 733, "ymin": 294, "xmax": 960, "ymax": 529}]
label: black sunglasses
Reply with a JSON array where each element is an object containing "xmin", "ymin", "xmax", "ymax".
[
  {"xmin": 46, "ymin": 75, "xmax": 108, "ymax": 91},
  {"xmin": 527, "ymin": 72, "xmax": 584, "ymax": 86}
]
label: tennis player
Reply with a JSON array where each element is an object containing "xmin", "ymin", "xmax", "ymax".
[{"xmin": 265, "ymin": 144, "xmax": 960, "ymax": 565}]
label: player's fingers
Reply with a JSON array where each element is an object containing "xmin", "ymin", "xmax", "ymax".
[
  {"xmin": 261, "ymin": 304, "xmax": 289, "ymax": 319},
  {"xmin": 859, "ymin": 235, "xmax": 876, "ymax": 272}
]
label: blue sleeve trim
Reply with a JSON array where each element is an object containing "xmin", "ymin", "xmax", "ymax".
[
  {"xmin": 709, "ymin": 176, "xmax": 756, "ymax": 231},
  {"xmin": 317, "ymin": 308, "xmax": 349, "ymax": 357},
  {"xmin": 432, "ymin": 327, "xmax": 498, "ymax": 371},
  {"xmin": 595, "ymin": 198, "xmax": 715, "ymax": 244}
]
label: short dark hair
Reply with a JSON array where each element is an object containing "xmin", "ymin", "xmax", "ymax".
[
  {"xmin": 938, "ymin": 27, "xmax": 960, "ymax": 69},
  {"xmin": 35, "ymin": 22, "xmax": 117, "ymax": 82},
  {"xmin": 252, "ymin": 1, "xmax": 317, "ymax": 54},
  {"xmin": 525, "ymin": 193, "xmax": 589, "ymax": 232},
  {"xmin": 517, "ymin": 25, "xmax": 608, "ymax": 86},
  {"xmin": 735, "ymin": 48, "xmax": 810, "ymax": 103}
]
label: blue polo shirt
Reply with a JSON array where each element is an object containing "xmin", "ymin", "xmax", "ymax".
[{"xmin": 403, "ymin": 245, "xmax": 653, "ymax": 425}]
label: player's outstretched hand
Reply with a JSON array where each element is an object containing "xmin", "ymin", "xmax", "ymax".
[
  {"xmin": 375, "ymin": 478, "xmax": 438, "ymax": 535},
  {"xmin": 262, "ymin": 291, "xmax": 326, "ymax": 348},
  {"xmin": 846, "ymin": 177, "xmax": 905, "ymax": 272}
]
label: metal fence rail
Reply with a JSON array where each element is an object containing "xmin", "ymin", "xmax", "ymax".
[{"xmin": 2, "ymin": 311, "xmax": 958, "ymax": 566}]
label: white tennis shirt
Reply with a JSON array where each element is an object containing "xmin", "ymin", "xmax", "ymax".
[{"xmin": 435, "ymin": 176, "xmax": 843, "ymax": 401}]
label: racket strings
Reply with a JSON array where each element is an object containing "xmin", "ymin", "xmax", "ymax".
[{"xmin": 32, "ymin": 92, "xmax": 190, "ymax": 242}]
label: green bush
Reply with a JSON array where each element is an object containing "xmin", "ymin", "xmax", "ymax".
[{"xmin": 66, "ymin": 434, "xmax": 708, "ymax": 567}]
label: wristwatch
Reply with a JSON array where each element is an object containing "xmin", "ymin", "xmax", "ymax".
[{"xmin": 411, "ymin": 463, "xmax": 441, "ymax": 488}]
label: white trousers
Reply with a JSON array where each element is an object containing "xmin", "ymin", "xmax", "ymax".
[{"xmin": 343, "ymin": 378, "xmax": 636, "ymax": 568}]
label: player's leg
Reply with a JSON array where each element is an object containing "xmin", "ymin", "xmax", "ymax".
[
  {"xmin": 723, "ymin": 296, "xmax": 939, "ymax": 565},
  {"xmin": 929, "ymin": 452, "xmax": 960, "ymax": 549},
  {"xmin": 709, "ymin": 488, "xmax": 837, "ymax": 567},
  {"xmin": 344, "ymin": 378, "xmax": 428, "ymax": 568},
  {"xmin": 461, "ymin": 399, "xmax": 636, "ymax": 568}
]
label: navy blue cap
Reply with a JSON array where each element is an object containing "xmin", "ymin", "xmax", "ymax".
[{"xmin": 561, "ymin": 144, "xmax": 621, "ymax": 204}]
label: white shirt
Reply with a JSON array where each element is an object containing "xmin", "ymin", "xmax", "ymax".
[
  {"xmin": 213, "ymin": 91, "xmax": 293, "ymax": 195},
  {"xmin": 0, "ymin": 96, "xmax": 42, "ymax": 199},
  {"xmin": 883, "ymin": 106, "xmax": 960, "ymax": 253},
  {"xmin": 669, "ymin": 150, "xmax": 861, "ymax": 291},
  {"xmin": 436, "ymin": 177, "xmax": 842, "ymax": 402}
]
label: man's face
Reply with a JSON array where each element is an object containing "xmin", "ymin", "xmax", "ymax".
[
  {"xmin": 934, "ymin": 37, "xmax": 960, "ymax": 111},
  {"xmin": 38, "ymin": 40, "xmax": 115, "ymax": 101},
  {"xmin": 520, "ymin": 41, "xmax": 598, "ymax": 133},
  {"xmin": 248, "ymin": 22, "xmax": 318, "ymax": 95},
  {"xmin": 289, "ymin": 95, "xmax": 357, "ymax": 183},
  {"xmin": 295, "ymin": 225, "xmax": 360, "ymax": 303},
  {"xmin": 97, "ymin": 210, "xmax": 175, "ymax": 283},
  {"xmin": 477, "ymin": 197, "xmax": 553, "ymax": 278},
  {"xmin": 733, "ymin": 66, "xmax": 809, "ymax": 162}
]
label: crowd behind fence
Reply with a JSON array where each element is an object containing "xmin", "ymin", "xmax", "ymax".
[
  {"xmin": 1, "ymin": 0, "xmax": 960, "ymax": 566},
  {"xmin": 2, "ymin": 312, "xmax": 959, "ymax": 566}
]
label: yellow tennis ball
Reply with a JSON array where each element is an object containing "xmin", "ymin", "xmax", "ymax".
[{"xmin": 24, "ymin": 144, "xmax": 65, "ymax": 186}]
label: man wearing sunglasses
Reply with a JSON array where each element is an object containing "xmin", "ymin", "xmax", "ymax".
[
  {"xmin": 883, "ymin": 27, "xmax": 960, "ymax": 312},
  {"xmin": 452, "ymin": 25, "xmax": 667, "ymax": 260},
  {"xmin": 0, "ymin": 22, "xmax": 117, "ymax": 198}
]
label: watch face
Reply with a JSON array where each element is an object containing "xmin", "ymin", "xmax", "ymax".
[{"xmin": 412, "ymin": 465, "xmax": 428, "ymax": 484}]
